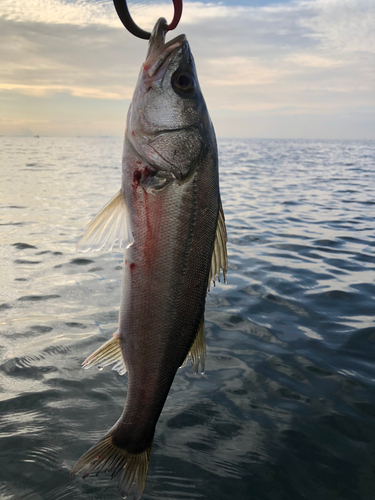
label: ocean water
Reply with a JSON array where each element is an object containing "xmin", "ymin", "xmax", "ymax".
[{"xmin": 0, "ymin": 136, "xmax": 374, "ymax": 500}]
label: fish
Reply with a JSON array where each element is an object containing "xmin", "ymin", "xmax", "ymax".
[{"xmin": 71, "ymin": 17, "xmax": 227, "ymax": 500}]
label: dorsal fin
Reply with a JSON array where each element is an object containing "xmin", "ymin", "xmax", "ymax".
[
  {"xmin": 181, "ymin": 315, "xmax": 206, "ymax": 374},
  {"xmin": 77, "ymin": 189, "xmax": 134, "ymax": 253},
  {"xmin": 189, "ymin": 316, "xmax": 206, "ymax": 374},
  {"xmin": 208, "ymin": 200, "xmax": 228, "ymax": 290},
  {"xmin": 180, "ymin": 202, "xmax": 228, "ymax": 375}
]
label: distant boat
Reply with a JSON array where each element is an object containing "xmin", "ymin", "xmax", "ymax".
[{"xmin": 34, "ymin": 135, "xmax": 40, "ymax": 138}]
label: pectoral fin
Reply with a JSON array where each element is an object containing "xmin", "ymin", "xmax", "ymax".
[
  {"xmin": 77, "ymin": 189, "xmax": 134, "ymax": 253},
  {"xmin": 82, "ymin": 334, "xmax": 127, "ymax": 375},
  {"xmin": 208, "ymin": 200, "xmax": 228, "ymax": 290}
]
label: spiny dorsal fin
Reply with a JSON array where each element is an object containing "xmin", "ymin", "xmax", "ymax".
[
  {"xmin": 181, "ymin": 316, "xmax": 206, "ymax": 374},
  {"xmin": 208, "ymin": 200, "xmax": 228, "ymax": 290},
  {"xmin": 82, "ymin": 334, "xmax": 127, "ymax": 376},
  {"xmin": 77, "ymin": 189, "xmax": 134, "ymax": 253}
]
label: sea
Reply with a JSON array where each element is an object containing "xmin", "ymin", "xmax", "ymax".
[{"xmin": 0, "ymin": 136, "xmax": 374, "ymax": 500}]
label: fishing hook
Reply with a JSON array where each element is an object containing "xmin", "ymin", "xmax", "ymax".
[{"xmin": 113, "ymin": 0, "xmax": 183, "ymax": 40}]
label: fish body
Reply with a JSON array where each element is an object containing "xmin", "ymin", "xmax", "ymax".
[{"xmin": 72, "ymin": 18, "xmax": 227, "ymax": 499}]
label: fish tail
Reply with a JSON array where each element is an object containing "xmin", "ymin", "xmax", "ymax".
[{"xmin": 71, "ymin": 426, "xmax": 152, "ymax": 499}]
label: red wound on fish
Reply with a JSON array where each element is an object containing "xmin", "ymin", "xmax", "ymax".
[
  {"xmin": 129, "ymin": 263, "xmax": 136, "ymax": 271},
  {"xmin": 133, "ymin": 170, "xmax": 142, "ymax": 185},
  {"xmin": 133, "ymin": 166, "xmax": 153, "ymax": 187}
]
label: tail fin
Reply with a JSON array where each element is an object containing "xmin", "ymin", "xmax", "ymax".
[{"xmin": 71, "ymin": 429, "xmax": 152, "ymax": 499}]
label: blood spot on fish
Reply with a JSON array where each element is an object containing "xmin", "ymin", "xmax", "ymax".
[
  {"xmin": 143, "ymin": 166, "xmax": 152, "ymax": 177},
  {"xmin": 131, "ymin": 131, "xmax": 135, "ymax": 136},
  {"xmin": 130, "ymin": 263, "xmax": 136, "ymax": 271},
  {"xmin": 133, "ymin": 170, "xmax": 142, "ymax": 185},
  {"xmin": 133, "ymin": 166, "xmax": 153, "ymax": 188}
]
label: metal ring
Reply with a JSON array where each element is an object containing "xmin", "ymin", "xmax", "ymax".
[{"xmin": 113, "ymin": 0, "xmax": 183, "ymax": 40}]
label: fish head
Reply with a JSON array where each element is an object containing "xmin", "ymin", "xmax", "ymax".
[{"xmin": 126, "ymin": 18, "xmax": 215, "ymax": 182}]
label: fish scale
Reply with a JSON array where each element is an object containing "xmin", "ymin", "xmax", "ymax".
[{"xmin": 72, "ymin": 17, "xmax": 227, "ymax": 500}]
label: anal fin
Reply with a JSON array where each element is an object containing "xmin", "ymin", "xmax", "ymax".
[
  {"xmin": 77, "ymin": 189, "xmax": 134, "ymax": 253},
  {"xmin": 208, "ymin": 200, "xmax": 228, "ymax": 290},
  {"xmin": 82, "ymin": 334, "xmax": 127, "ymax": 375}
]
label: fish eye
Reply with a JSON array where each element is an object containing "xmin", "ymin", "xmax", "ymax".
[{"xmin": 172, "ymin": 71, "xmax": 195, "ymax": 94}]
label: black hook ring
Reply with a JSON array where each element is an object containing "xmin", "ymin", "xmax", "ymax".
[{"xmin": 113, "ymin": 0, "xmax": 183, "ymax": 40}]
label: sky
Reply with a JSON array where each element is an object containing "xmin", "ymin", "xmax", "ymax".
[{"xmin": 1, "ymin": 0, "xmax": 374, "ymax": 138}]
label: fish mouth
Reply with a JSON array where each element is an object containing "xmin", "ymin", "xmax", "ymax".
[{"xmin": 144, "ymin": 18, "xmax": 186, "ymax": 78}]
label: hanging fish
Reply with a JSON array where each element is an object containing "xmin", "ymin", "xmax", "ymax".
[{"xmin": 71, "ymin": 16, "xmax": 227, "ymax": 500}]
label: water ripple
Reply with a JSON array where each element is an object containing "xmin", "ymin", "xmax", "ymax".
[{"xmin": 0, "ymin": 137, "xmax": 375, "ymax": 499}]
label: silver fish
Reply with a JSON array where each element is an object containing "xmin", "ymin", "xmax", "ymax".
[{"xmin": 71, "ymin": 18, "xmax": 227, "ymax": 499}]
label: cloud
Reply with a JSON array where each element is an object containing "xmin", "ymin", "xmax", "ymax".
[
  {"xmin": 1, "ymin": 0, "xmax": 117, "ymax": 27},
  {"xmin": 0, "ymin": 82, "xmax": 129, "ymax": 99},
  {"xmin": 300, "ymin": 0, "xmax": 375, "ymax": 53},
  {"xmin": 203, "ymin": 57, "xmax": 279, "ymax": 87},
  {"xmin": 284, "ymin": 54, "xmax": 344, "ymax": 68},
  {"xmin": 0, "ymin": 0, "xmax": 374, "ymax": 137}
]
